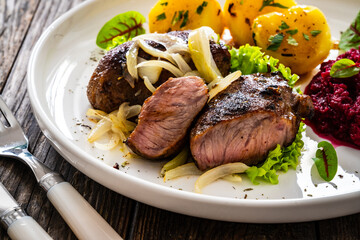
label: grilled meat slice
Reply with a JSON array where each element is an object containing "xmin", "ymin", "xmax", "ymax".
[
  {"xmin": 87, "ymin": 31, "xmax": 230, "ymax": 113},
  {"xmin": 190, "ymin": 72, "xmax": 314, "ymax": 170},
  {"xmin": 126, "ymin": 76, "xmax": 208, "ymax": 159}
]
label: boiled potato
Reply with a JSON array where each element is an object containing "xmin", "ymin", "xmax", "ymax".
[
  {"xmin": 223, "ymin": 0, "xmax": 297, "ymax": 46},
  {"xmin": 148, "ymin": 0, "xmax": 225, "ymax": 34},
  {"xmin": 253, "ymin": 5, "xmax": 332, "ymax": 74}
]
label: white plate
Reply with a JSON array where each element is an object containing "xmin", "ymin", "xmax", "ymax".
[{"xmin": 27, "ymin": 0, "xmax": 360, "ymax": 223}]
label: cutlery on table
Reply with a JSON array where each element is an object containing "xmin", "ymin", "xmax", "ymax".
[
  {"xmin": 0, "ymin": 182, "xmax": 53, "ymax": 240},
  {"xmin": 0, "ymin": 96, "xmax": 123, "ymax": 240}
]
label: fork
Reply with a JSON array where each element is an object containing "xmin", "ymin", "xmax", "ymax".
[{"xmin": 0, "ymin": 96, "xmax": 122, "ymax": 240}]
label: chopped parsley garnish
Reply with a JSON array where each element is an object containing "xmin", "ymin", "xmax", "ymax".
[
  {"xmin": 180, "ymin": 10, "xmax": 189, "ymax": 28},
  {"xmin": 287, "ymin": 36, "xmax": 298, "ymax": 46},
  {"xmin": 259, "ymin": 0, "xmax": 289, "ymax": 11},
  {"xmin": 171, "ymin": 11, "xmax": 183, "ymax": 25},
  {"xmin": 160, "ymin": 2, "xmax": 168, "ymax": 6},
  {"xmin": 310, "ymin": 30, "xmax": 322, "ymax": 37},
  {"xmin": 196, "ymin": 1, "xmax": 208, "ymax": 15},
  {"xmin": 157, "ymin": 12, "xmax": 166, "ymax": 21},
  {"xmin": 279, "ymin": 21, "xmax": 290, "ymax": 30},
  {"xmin": 286, "ymin": 29, "xmax": 298, "ymax": 35},
  {"xmin": 303, "ymin": 33, "xmax": 310, "ymax": 41},
  {"xmin": 267, "ymin": 33, "xmax": 284, "ymax": 51}
]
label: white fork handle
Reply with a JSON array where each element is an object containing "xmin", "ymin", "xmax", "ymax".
[
  {"xmin": 47, "ymin": 182, "xmax": 122, "ymax": 240},
  {"xmin": 7, "ymin": 216, "xmax": 53, "ymax": 240}
]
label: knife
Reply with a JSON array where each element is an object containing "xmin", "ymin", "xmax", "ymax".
[{"xmin": 0, "ymin": 182, "xmax": 53, "ymax": 240}]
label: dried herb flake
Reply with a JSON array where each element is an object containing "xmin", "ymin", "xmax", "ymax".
[
  {"xmin": 157, "ymin": 12, "xmax": 166, "ymax": 21},
  {"xmin": 310, "ymin": 30, "xmax": 322, "ymax": 37},
  {"xmin": 267, "ymin": 33, "xmax": 284, "ymax": 51},
  {"xmin": 279, "ymin": 21, "xmax": 290, "ymax": 30},
  {"xmin": 196, "ymin": 1, "xmax": 208, "ymax": 15},
  {"xmin": 259, "ymin": 0, "xmax": 289, "ymax": 11},
  {"xmin": 287, "ymin": 36, "xmax": 298, "ymax": 46},
  {"xmin": 180, "ymin": 10, "xmax": 189, "ymax": 28},
  {"xmin": 286, "ymin": 29, "xmax": 298, "ymax": 35},
  {"xmin": 303, "ymin": 33, "xmax": 309, "ymax": 41}
]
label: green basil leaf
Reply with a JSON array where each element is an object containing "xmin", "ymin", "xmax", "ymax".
[
  {"xmin": 312, "ymin": 141, "xmax": 338, "ymax": 181},
  {"xmin": 96, "ymin": 11, "xmax": 146, "ymax": 50},
  {"xmin": 339, "ymin": 10, "xmax": 360, "ymax": 51},
  {"xmin": 267, "ymin": 33, "xmax": 284, "ymax": 51},
  {"xmin": 330, "ymin": 58, "xmax": 360, "ymax": 78}
]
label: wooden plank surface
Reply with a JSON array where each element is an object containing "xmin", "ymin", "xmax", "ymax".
[{"xmin": 0, "ymin": 0, "xmax": 359, "ymax": 239}]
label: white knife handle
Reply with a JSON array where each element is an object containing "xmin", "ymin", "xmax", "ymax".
[
  {"xmin": 46, "ymin": 182, "xmax": 122, "ymax": 240},
  {"xmin": 7, "ymin": 216, "xmax": 53, "ymax": 240}
]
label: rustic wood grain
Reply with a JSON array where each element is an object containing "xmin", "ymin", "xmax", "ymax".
[
  {"xmin": 0, "ymin": 0, "xmax": 38, "ymax": 91},
  {"xmin": 0, "ymin": 0, "xmax": 134, "ymax": 239},
  {"xmin": 130, "ymin": 203, "xmax": 320, "ymax": 240},
  {"xmin": 0, "ymin": 0, "xmax": 359, "ymax": 239}
]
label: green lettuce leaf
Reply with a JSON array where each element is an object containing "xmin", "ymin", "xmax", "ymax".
[
  {"xmin": 96, "ymin": 11, "xmax": 146, "ymax": 50},
  {"xmin": 339, "ymin": 10, "xmax": 360, "ymax": 52},
  {"xmin": 229, "ymin": 44, "xmax": 299, "ymax": 87},
  {"xmin": 245, "ymin": 121, "xmax": 305, "ymax": 185}
]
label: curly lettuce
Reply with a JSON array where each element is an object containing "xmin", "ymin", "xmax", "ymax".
[{"xmin": 229, "ymin": 44, "xmax": 299, "ymax": 87}]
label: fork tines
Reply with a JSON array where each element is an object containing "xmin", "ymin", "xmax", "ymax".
[{"xmin": 0, "ymin": 96, "xmax": 19, "ymax": 131}]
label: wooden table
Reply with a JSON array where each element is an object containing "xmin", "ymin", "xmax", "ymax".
[{"xmin": 0, "ymin": 0, "xmax": 359, "ymax": 239}]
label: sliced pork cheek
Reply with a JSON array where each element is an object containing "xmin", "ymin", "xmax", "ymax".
[
  {"xmin": 190, "ymin": 72, "xmax": 314, "ymax": 170},
  {"xmin": 127, "ymin": 76, "xmax": 209, "ymax": 159}
]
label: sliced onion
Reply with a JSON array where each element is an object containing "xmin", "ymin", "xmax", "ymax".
[
  {"xmin": 94, "ymin": 133, "xmax": 120, "ymax": 150},
  {"xmin": 184, "ymin": 70, "xmax": 201, "ymax": 77},
  {"xmin": 137, "ymin": 60, "xmax": 183, "ymax": 77},
  {"xmin": 222, "ymin": 174, "xmax": 243, "ymax": 183},
  {"xmin": 86, "ymin": 108, "xmax": 107, "ymax": 122},
  {"xmin": 188, "ymin": 27, "xmax": 222, "ymax": 83},
  {"xmin": 126, "ymin": 42, "xmax": 139, "ymax": 80},
  {"xmin": 167, "ymin": 44, "xmax": 189, "ymax": 54},
  {"xmin": 160, "ymin": 148, "xmax": 189, "ymax": 176},
  {"xmin": 126, "ymin": 105, "xmax": 141, "ymax": 118},
  {"xmin": 194, "ymin": 162, "xmax": 249, "ymax": 193},
  {"xmin": 87, "ymin": 118, "xmax": 112, "ymax": 143},
  {"xmin": 208, "ymin": 71, "xmax": 242, "ymax": 101},
  {"xmin": 164, "ymin": 163, "xmax": 203, "ymax": 182},
  {"xmin": 138, "ymin": 39, "xmax": 176, "ymax": 64},
  {"xmin": 137, "ymin": 57, "xmax": 162, "ymax": 84},
  {"xmin": 133, "ymin": 33, "xmax": 188, "ymax": 52},
  {"xmin": 172, "ymin": 53, "xmax": 192, "ymax": 74},
  {"xmin": 143, "ymin": 76, "xmax": 156, "ymax": 93}
]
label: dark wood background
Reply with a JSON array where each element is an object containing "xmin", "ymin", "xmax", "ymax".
[{"xmin": 0, "ymin": 0, "xmax": 359, "ymax": 239}]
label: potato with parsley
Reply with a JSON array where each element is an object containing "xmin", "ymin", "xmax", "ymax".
[
  {"xmin": 252, "ymin": 5, "xmax": 332, "ymax": 74},
  {"xmin": 223, "ymin": 0, "xmax": 297, "ymax": 46},
  {"xmin": 148, "ymin": 0, "xmax": 225, "ymax": 35}
]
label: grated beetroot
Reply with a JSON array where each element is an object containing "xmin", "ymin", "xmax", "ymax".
[{"xmin": 304, "ymin": 47, "xmax": 360, "ymax": 147}]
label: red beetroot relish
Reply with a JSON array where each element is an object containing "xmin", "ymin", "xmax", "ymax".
[{"xmin": 304, "ymin": 47, "xmax": 360, "ymax": 147}]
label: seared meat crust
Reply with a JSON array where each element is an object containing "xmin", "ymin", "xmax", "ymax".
[
  {"xmin": 190, "ymin": 72, "xmax": 314, "ymax": 170},
  {"xmin": 87, "ymin": 31, "xmax": 230, "ymax": 113}
]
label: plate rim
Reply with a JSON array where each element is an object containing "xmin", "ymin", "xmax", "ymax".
[{"xmin": 26, "ymin": 0, "xmax": 360, "ymax": 223}]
